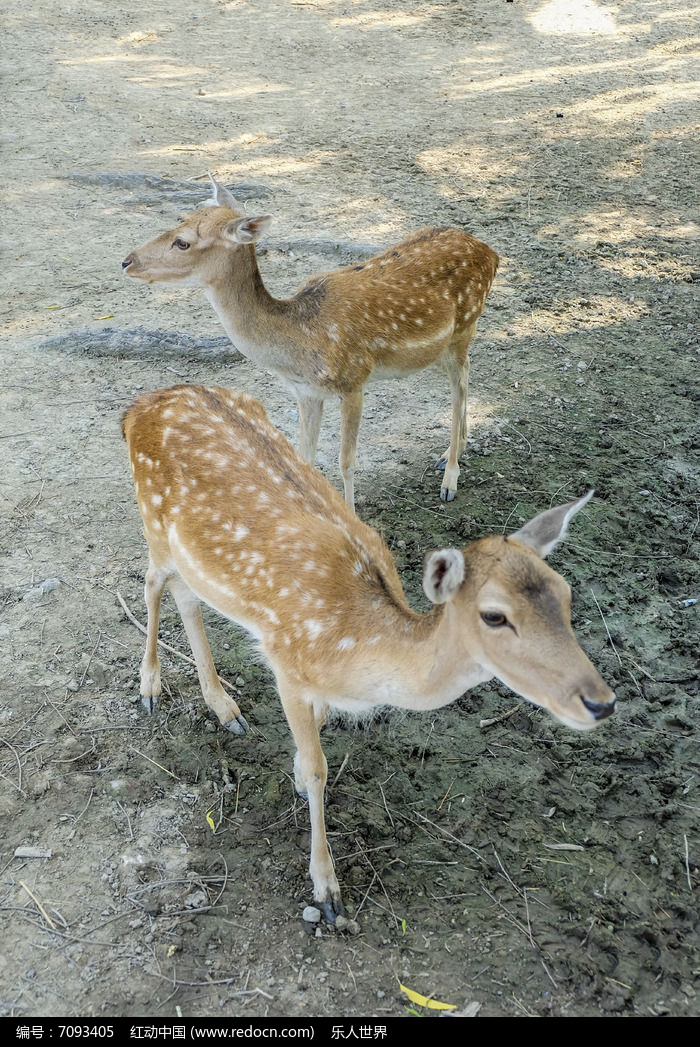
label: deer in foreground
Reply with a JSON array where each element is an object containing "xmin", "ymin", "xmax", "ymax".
[
  {"xmin": 122, "ymin": 384, "xmax": 615, "ymax": 922},
  {"xmin": 122, "ymin": 175, "xmax": 499, "ymax": 509}
]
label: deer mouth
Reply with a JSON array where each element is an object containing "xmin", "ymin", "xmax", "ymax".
[
  {"xmin": 580, "ymin": 693, "xmax": 616, "ymax": 721},
  {"xmin": 552, "ymin": 692, "xmax": 616, "ymax": 731},
  {"xmin": 121, "ymin": 255, "xmax": 140, "ymax": 276}
]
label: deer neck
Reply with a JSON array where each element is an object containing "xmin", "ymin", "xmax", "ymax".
[
  {"xmin": 413, "ymin": 601, "xmax": 492, "ymax": 709},
  {"xmin": 203, "ymin": 247, "xmax": 305, "ymax": 377},
  {"xmin": 346, "ymin": 599, "xmax": 492, "ymax": 713}
]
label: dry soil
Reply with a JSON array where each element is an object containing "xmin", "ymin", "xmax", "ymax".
[{"xmin": 1, "ymin": 0, "xmax": 698, "ymax": 1020}]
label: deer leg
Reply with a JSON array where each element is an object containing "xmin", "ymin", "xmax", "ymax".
[
  {"xmin": 295, "ymin": 701, "xmax": 330, "ymax": 801},
  {"xmin": 314, "ymin": 701, "xmax": 329, "ymax": 732},
  {"xmin": 437, "ymin": 352, "xmax": 470, "ymax": 502},
  {"xmin": 140, "ymin": 557, "xmax": 170, "ymax": 714},
  {"xmin": 297, "ymin": 395, "xmax": 324, "ymax": 463},
  {"xmin": 339, "ymin": 390, "xmax": 363, "ymax": 512},
  {"xmin": 280, "ymin": 685, "xmax": 343, "ymax": 922},
  {"xmin": 167, "ymin": 574, "xmax": 249, "ymax": 735}
]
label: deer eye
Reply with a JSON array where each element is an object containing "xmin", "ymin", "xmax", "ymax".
[
  {"xmin": 172, "ymin": 238, "xmax": 190, "ymax": 250},
  {"xmin": 480, "ymin": 611, "xmax": 507, "ymax": 628}
]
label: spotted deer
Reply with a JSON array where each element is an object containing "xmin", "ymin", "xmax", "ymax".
[
  {"xmin": 122, "ymin": 384, "xmax": 615, "ymax": 922},
  {"xmin": 122, "ymin": 175, "xmax": 499, "ymax": 508}
]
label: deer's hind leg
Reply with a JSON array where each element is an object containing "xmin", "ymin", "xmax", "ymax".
[
  {"xmin": 437, "ymin": 339, "xmax": 472, "ymax": 502},
  {"xmin": 338, "ymin": 389, "xmax": 363, "ymax": 512},
  {"xmin": 297, "ymin": 395, "xmax": 324, "ymax": 463}
]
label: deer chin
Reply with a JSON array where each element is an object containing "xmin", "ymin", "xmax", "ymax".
[
  {"xmin": 495, "ymin": 673, "xmax": 612, "ymax": 733},
  {"xmin": 548, "ymin": 707, "xmax": 602, "ymax": 732},
  {"xmin": 520, "ymin": 690, "xmax": 611, "ymax": 732}
]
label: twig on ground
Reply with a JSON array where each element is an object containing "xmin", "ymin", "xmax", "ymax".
[
  {"xmin": 330, "ymin": 752, "xmax": 350, "ymax": 789},
  {"xmin": 437, "ymin": 782, "xmax": 453, "ymax": 812},
  {"xmin": 0, "ymin": 737, "xmax": 25, "ymax": 795},
  {"xmin": 410, "ymin": 808, "xmax": 485, "ymax": 862},
  {"xmin": 152, "ymin": 971, "xmax": 273, "ymax": 998},
  {"xmin": 116, "ymin": 799, "xmax": 134, "ymax": 839},
  {"xmin": 129, "ymin": 746, "xmax": 181, "ymax": 781},
  {"xmin": 377, "ymin": 779, "xmax": 395, "ymax": 830},
  {"xmin": 494, "ymin": 849, "xmax": 535, "ymax": 948},
  {"xmin": 70, "ymin": 788, "xmax": 94, "ymax": 828},
  {"xmin": 352, "ymin": 835, "xmax": 398, "ymax": 929},
  {"xmin": 480, "ymin": 705, "xmax": 519, "ymax": 729},
  {"xmin": 19, "ymin": 881, "xmax": 56, "ymax": 929},
  {"xmin": 589, "ymin": 589, "xmax": 622, "ymax": 666},
  {"xmin": 353, "ymin": 871, "xmax": 378, "ymax": 920},
  {"xmin": 79, "ymin": 632, "xmax": 103, "ymax": 688}
]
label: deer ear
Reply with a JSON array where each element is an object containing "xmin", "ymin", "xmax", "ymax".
[
  {"xmin": 223, "ymin": 215, "xmax": 273, "ymax": 244},
  {"xmin": 423, "ymin": 549, "xmax": 465, "ymax": 604},
  {"xmin": 207, "ymin": 173, "xmax": 240, "ymax": 210},
  {"xmin": 511, "ymin": 490, "xmax": 594, "ymax": 559}
]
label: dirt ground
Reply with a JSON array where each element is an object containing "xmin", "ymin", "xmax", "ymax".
[{"xmin": 1, "ymin": 0, "xmax": 698, "ymax": 1020}]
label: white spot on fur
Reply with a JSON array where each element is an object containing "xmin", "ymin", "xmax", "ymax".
[{"xmin": 305, "ymin": 620, "xmax": 323, "ymax": 641}]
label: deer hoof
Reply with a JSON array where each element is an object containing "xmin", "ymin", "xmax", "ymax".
[
  {"xmin": 319, "ymin": 896, "xmax": 345, "ymax": 924},
  {"xmin": 435, "ymin": 456, "xmax": 447, "ymax": 472},
  {"xmin": 440, "ymin": 486, "xmax": 456, "ymax": 502},
  {"xmin": 141, "ymin": 695, "xmax": 158, "ymax": 715},
  {"xmin": 223, "ymin": 714, "xmax": 249, "ymax": 735}
]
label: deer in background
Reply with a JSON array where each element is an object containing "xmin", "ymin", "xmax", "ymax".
[
  {"xmin": 122, "ymin": 175, "xmax": 499, "ymax": 509},
  {"xmin": 122, "ymin": 384, "xmax": 616, "ymax": 923}
]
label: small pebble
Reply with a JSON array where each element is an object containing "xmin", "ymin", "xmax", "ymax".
[
  {"xmin": 14, "ymin": 846, "xmax": 52, "ymax": 859},
  {"xmin": 184, "ymin": 891, "xmax": 207, "ymax": 909},
  {"xmin": 335, "ymin": 915, "xmax": 360, "ymax": 935},
  {"xmin": 302, "ymin": 905, "xmax": 322, "ymax": 924},
  {"xmin": 23, "ymin": 577, "xmax": 62, "ymax": 602}
]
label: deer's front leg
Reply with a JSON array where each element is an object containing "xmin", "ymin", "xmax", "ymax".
[
  {"xmin": 168, "ymin": 575, "xmax": 249, "ymax": 735},
  {"xmin": 280, "ymin": 685, "xmax": 343, "ymax": 923},
  {"xmin": 140, "ymin": 558, "xmax": 169, "ymax": 713}
]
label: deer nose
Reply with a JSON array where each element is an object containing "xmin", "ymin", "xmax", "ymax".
[{"xmin": 580, "ymin": 694, "xmax": 616, "ymax": 720}]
